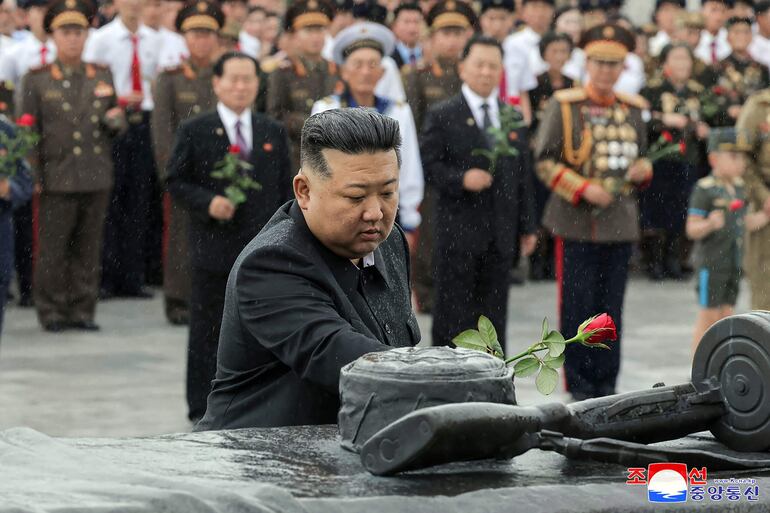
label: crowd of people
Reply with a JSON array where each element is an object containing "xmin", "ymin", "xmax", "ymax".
[{"xmin": 0, "ymin": 0, "xmax": 769, "ymax": 418}]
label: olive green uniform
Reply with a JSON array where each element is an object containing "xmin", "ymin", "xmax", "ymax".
[
  {"xmin": 688, "ymin": 175, "xmax": 747, "ymax": 308},
  {"xmin": 402, "ymin": 57, "xmax": 461, "ymax": 312},
  {"xmin": 735, "ymin": 90, "xmax": 770, "ymax": 309},
  {"xmin": 266, "ymin": 57, "xmax": 340, "ymax": 171},
  {"xmin": 153, "ymin": 61, "xmax": 217, "ymax": 321},
  {"xmin": 21, "ymin": 61, "xmax": 125, "ymax": 326}
]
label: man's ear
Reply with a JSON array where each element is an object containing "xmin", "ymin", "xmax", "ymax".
[{"xmin": 294, "ymin": 169, "xmax": 311, "ymax": 209}]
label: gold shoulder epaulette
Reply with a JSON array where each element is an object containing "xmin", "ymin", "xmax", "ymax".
[
  {"xmin": 553, "ymin": 87, "xmax": 587, "ymax": 103},
  {"xmin": 687, "ymin": 80, "xmax": 704, "ymax": 93},
  {"xmin": 647, "ymin": 76, "xmax": 663, "ymax": 88},
  {"xmin": 616, "ymin": 91, "xmax": 650, "ymax": 110},
  {"xmin": 27, "ymin": 63, "xmax": 51, "ymax": 74},
  {"xmin": 698, "ymin": 176, "xmax": 716, "ymax": 188}
]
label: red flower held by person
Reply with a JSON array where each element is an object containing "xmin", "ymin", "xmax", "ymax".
[
  {"xmin": 16, "ymin": 114, "xmax": 36, "ymax": 127},
  {"xmin": 679, "ymin": 141, "xmax": 686, "ymax": 155},
  {"xmin": 577, "ymin": 313, "xmax": 618, "ymax": 347},
  {"xmin": 713, "ymin": 86, "xmax": 725, "ymax": 95},
  {"xmin": 661, "ymin": 131, "xmax": 674, "ymax": 143},
  {"xmin": 730, "ymin": 199, "xmax": 745, "ymax": 212},
  {"xmin": 229, "ymin": 144, "xmax": 241, "ymax": 154}
]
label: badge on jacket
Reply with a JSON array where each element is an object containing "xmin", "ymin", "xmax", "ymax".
[{"xmin": 94, "ymin": 81, "xmax": 114, "ymax": 98}]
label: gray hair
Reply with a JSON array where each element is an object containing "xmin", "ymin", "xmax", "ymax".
[{"xmin": 300, "ymin": 108, "xmax": 402, "ymax": 178}]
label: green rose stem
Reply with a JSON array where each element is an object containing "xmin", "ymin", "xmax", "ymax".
[{"xmin": 453, "ymin": 313, "xmax": 618, "ymax": 395}]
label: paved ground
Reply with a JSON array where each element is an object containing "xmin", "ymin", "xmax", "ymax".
[{"xmin": 0, "ymin": 276, "xmax": 752, "ymax": 438}]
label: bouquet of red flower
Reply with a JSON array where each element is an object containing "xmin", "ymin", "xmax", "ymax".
[
  {"xmin": 453, "ymin": 313, "xmax": 617, "ymax": 395},
  {"xmin": 699, "ymin": 85, "xmax": 737, "ymax": 120},
  {"xmin": 210, "ymin": 144, "xmax": 261, "ymax": 206},
  {"xmin": 471, "ymin": 104, "xmax": 525, "ymax": 175},
  {"xmin": 0, "ymin": 114, "xmax": 39, "ymax": 178},
  {"xmin": 646, "ymin": 130, "xmax": 686, "ymax": 162}
]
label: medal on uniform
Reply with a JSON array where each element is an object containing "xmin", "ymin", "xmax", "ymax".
[
  {"xmin": 606, "ymin": 125, "xmax": 618, "ymax": 140},
  {"xmin": 595, "ymin": 141, "xmax": 608, "ymax": 155},
  {"xmin": 613, "ymin": 107, "xmax": 627, "ymax": 124},
  {"xmin": 94, "ymin": 81, "xmax": 114, "ymax": 98},
  {"xmin": 595, "ymin": 156, "xmax": 609, "ymax": 172},
  {"xmin": 608, "ymin": 156, "xmax": 620, "ymax": 170},
  {"xmin": 608, "ymin": 141, "xmax": 622, "ymax": 156},
  {"xmin": 593, "ymin": 124, "xmax": 606, "ymax": 140}
]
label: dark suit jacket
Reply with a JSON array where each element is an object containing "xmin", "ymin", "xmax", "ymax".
[
  {"xmin": 166, "ymin": 110, "xmax": 292, "ymax": 273},
  {"xmin": 195, "ymin": 200, "xmax": 420, "ymax": 430},
  {"xmin": 391, "ymin": 49, "xmax": 406, "ymax": 69},
  {"xmin": 420, "ymin": 93, "xmax": 536, "ymax": 260}
]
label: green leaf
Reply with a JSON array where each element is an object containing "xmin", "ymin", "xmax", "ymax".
[
  {"xmin": 513, "ymin": 356, "xmax": 541, "ymax": 378},
  {"xmin": 541, "ymin": 317, "xmax": 549, "ymax": 341},
  {"xmin": 225, "ymin": 185, "xmax": 246, "ymax": 206},
  {"xmin": 535, "ymin": 366, "xmax": 559, "ymax": 395},
  {"xmin": 543, "ymin": 353, "xmax": 565, "ymax": 369},
  {"xmin": 452, "ymin": 329, "xmax": 488, "ymax": 353},
  {"xmin": 477, "ymin": 316, "xmax": 503, "ymax": 357},
  {"xmin": 543, "ymin": 330, "xmax": 566, "ymax": 357}
]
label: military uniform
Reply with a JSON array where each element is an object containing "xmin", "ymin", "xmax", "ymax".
[
  {"xmin": 706, "ymin": 54, "xmax": 770, "ymax": 127},
  {"xmin": 735, "ymin": 91, "xmax": 770, "ymax": 309},
  {"xmin": 689, "ymin": 174, "xmax": 747, "ymax": 308},
  {"xmin": 640, "ymin": 73, "xmax": 706, "ymax": 279},
  {"xmin": 152, "ymin": 0, "xmax": 223, "ymax": 325},
  {"xmin": 266, "ymin": 0, "xmax": 340, "ymax": 172},
  {"xmin": 22, "ymin": 0, "xmax": 126, "ymax": 330},
  {"xmin": 267, "ymin": 58, "xmax": 340, "ymax": 170},
  {"xmin": 534, "ymin": 24, "xmax": 651, "ymax": 400},
  {"xmin": 402, "ymin": 0, "xmax": 473, "ymax": 312}
]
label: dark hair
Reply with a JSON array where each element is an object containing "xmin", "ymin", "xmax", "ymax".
[
  {"xmin": 757, "ymin": 0, "xmax": 770, "ymax": 15},
  {"xmin": 461, "ymin": 34, "xmax": 504, "ymax": 60},
  {"xmin": 213, "ymin": 51, "xmax": 260, "ymax": 77},
  {"xmin": 300, "ymin": 108, "xmax": 402, "ymax": 178},
  {"xmin": 539, "ymin": 31, "xmax": 573, "ymax": 57},
  {"xmin": 393, "ymin": 2, "xmax": 423, "ymax": 20},
  {"xmin": 659, "ymin": 41, "xmax": 693, "ymax": 64},
  {"xmin": 726, "ymin": 16, "xmax": 753, "ymax": 29}
]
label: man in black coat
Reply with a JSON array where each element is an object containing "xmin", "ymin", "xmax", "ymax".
[
  {"xmin": 421, "ymin": 35, "xmax": 537, "ymax": 348},
  {"xmin": 195, "ymin": 108, "xmax": 420, "ymax": 431},
  {"xmin": 166, "ymin": 52, "xmax": 292, "ymax": 422}
]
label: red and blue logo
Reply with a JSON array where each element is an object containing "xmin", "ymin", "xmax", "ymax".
[{"xmin": 647, "ymin": 463, "xmax": 689, "ymax": 503}]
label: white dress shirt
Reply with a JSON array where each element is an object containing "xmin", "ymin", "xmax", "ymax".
[
  {"xmin": 0, "ymin": 36, "xmax": 55, "ymax": 85},
  {"xmin": 156, "ymin": 27, "xmax": 189, "ymax": 71},
  {"xmin": 83, "ymin": 17, "xmax": 161, "ymax": 110},
  {"xmin": 217, "ymin": 102, "xmax": 253, "ymax": 150},
  {"xmin": 750, "ymin": 32, "xmax": 770, "ymax": 69},
  {"xmin": 648, "ymin": 30, "xmax": 671, "ymax": 58},
  {"xmin": 695, "ymin": 28, "xmax": 731, "ymax": 65},
  {"xmin": 461, "ymin": 83, "xmax": 500, "ymax": 130},
  {"xmin": 239, "ymin": 32, "xmax": 261, "ymax": 59},
  {"xmin": 502, "ymin": 27, "xmax": 538, "ymax": 97}
]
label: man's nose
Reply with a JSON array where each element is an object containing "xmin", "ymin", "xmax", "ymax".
[{"xmin": 361, "ymin": 198, "xmax": 384, "ymax": 222}]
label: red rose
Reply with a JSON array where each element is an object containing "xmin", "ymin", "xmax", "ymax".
[
  {"xmin": 507, "ymin": 96, "xmax": 521, "ymax": 107},
  {"xmin": 713, "ymin": 86, "xmax": 724, "ymax": 95},
  {"xmin": 579, "ymin": 313, "xmax": 617, "ymax": 345},
  {"xmin": 661, "ymin": 131, "xmax": 673, "ymax": 143},
  {"xmin": 679, "ymin": 141, "xmax": 686, "ymax": 155},
  {"xmin": 16, "ymin": 113, "xmax": 36, "ymax": 127},
  {"xmin": 729, "ymin": 199, "xmax": 745, "ymax": 212},
  {"xmin": 229, "ymin": 144, "xmax": 241, "ymax": 154}
]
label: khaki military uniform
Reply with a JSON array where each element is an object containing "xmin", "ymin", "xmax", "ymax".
[
  {"xmin": 402, "ymin": 58, "xmax": 461, "ymax": 313},
  {"xmin": 266, "ymin": 57, "xmax": 340, "ymax": 171},
  {"xmin": 153, "ymin": 61, "xmax": 217, "ymax": 321},
  {"xmin": 21, "ymin": 61, "xmax": 125, "ymax": 326},
  {"xmin": 535, "ymin": 87, "xmax": 649, "ymax": 242},
  {"xmin": 735, "ymin": 90, "xmax": 770, "ymax": 309}
]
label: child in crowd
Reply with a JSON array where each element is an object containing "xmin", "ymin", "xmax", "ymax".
[{"xmin": 687, "ymin": 128, "xmax": 770, "ymax": 352}]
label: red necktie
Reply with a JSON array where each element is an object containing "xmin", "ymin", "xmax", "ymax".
[
  {"xmin": 130, "ymin": 34, "xmax": 142, "ymax": 93},
  {"xmin": 40, "ymin": 45, "xmax": 47, "ymax": 66},
  {"xmin": 710, "ymin": 39, "xmax": 718, "ymax": 65}
]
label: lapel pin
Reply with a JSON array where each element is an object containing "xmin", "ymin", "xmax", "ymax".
[
  {"xmin": 263, "ymin": 142, "xmax": 273, "ymax": 152},
  {"xmin": 466, "ymin": 117, "xmax": 475, "ymax": 126},
  {"xmin": 215, "ymin": 127, "xmax": 224, "ymax": 136}
]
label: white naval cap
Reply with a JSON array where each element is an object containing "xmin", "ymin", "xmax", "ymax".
[{"xmin": 331, "ymin": 21, "xmax": 396, "ymax": 65}]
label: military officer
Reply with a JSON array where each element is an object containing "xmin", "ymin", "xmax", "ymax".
[
  {"xmin": 22, "ymin": 0, "xmax": 126, "ymax": 332},
  {"xmin": 403, "ymin": 0, "xmax": 475, "ymax": 130},
  {"xmin": 312, "ymin": 21, "xmax": 424, "ymax": 241},
  {"xmin": 535, "ymin": 24, "xmax": 652, "ymax": 400},
  {"xmin": 266, "ymin": 0, "xmax": 340, "ymax": 172},
  {"xmin": 735, "ymin": 89, "xmax": 770, "ymax": 310},
  {"xmin": 153, "ymin": 0, "xmax": 224, "ymax": 325},
  {"xmin": 401, "ymin": 0, "xmax": 474, "ymax": 313}
]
